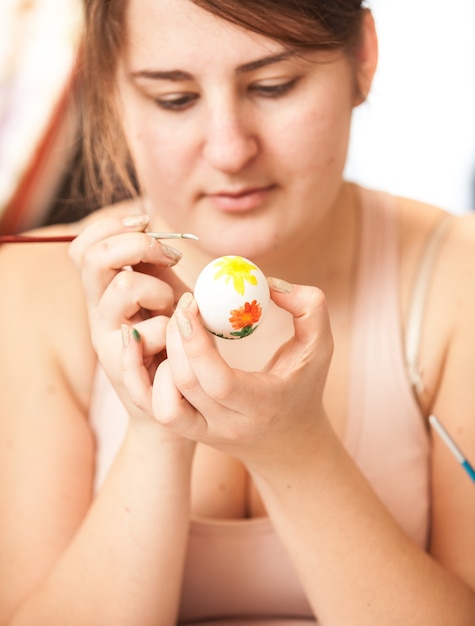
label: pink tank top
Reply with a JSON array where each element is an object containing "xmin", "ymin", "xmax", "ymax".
[{"xmin": 89, "ymin": 187, "xmax": 432, "ymax": 624}]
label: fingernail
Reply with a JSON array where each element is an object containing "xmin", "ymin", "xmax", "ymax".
[
  {"xmin": 267, "ymin": 277, "xmax": 293, "ymax": 294},
  {"xmin": 175, "ymin": 309, "xmax": 192, "ymax": 338},
  {"xmin": 121, "ymin": 324, "xmax": 130, "ymax": 347},
  {"xmin": 122, "ymin": 214, "xmax": 150, "ymax": 230},
  {"xmin": 177, "ymin": 292, "xmax": 193, "ymax": 310},
  {"xmin": 121, "ymin": 324, "xmax": 141, "ymax": 346},
  {"xmin": 160, "ymin": 244, "xmax": 182, "ymax": 263}
]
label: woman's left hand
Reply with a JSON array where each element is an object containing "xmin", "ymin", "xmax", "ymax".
[{"xmin": 123, "ymin": 280, "xmax": 334, "ymax": 471}]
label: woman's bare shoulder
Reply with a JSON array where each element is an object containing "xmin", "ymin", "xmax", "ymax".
[
  {"xmin": 435, "ymin": 210, "xmax": 475, "ymax": 313},
  {"xmin": 0, "ymin": 201, "xmax": 140, "ymax": 407},
  {"xmin": 0, "ymin": 202, "xmax": 139, "ymax": 318},
  {"xmin": 0, "ymin": 222, "xmax": 80, "ymax": 319},
  {"xmin": 397, "ymin": 195, "xmax": 475, "ymax": 289},
  {"xmin": 416, "ymin": 209, "xmax": 475, "ymax": 584},
  {"xmin": 390, "ymin": 195, "xmax": 475, "ymax": 410},
  {"xmin": 395, "ymin": 195, "xmax": 475, "ymax": 291},
  {"xmin": 0, "ymin": 220, "xmax": 94, "ymax": 408}
]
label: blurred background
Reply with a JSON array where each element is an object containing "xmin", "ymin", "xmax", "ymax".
[
  {"xmin": 0, "ymin": 0, "xmax": 82, "ymax": 233},
  {"xmin": 0, "ymin": 0, "xmax": 474, "ymax": 234},
  {"xmin": 346, "ymin": 0, "xmax": 475, "ymax": 215}
]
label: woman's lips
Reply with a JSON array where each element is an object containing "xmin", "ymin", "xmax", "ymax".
[{"xmin": 206, "ymin": 185, "xmax": 276, "ymax": 212}]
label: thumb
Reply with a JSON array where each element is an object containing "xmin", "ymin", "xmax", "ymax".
[{"xmin": 267, "ymin": 277, "xmax": 334, "ymax": 369}]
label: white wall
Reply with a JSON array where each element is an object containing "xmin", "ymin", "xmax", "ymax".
[{"xmin": 345, "ymin": 0, "xmax": 475, "ymax": 214}]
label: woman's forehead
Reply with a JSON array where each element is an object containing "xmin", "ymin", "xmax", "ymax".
[
  {"xmin": 125, "ymin": 0, "xmax": 229, "ymax": 34},
  {"xmin": 123, "ymin": 0, "xmax": 285, "ymax": 69}
]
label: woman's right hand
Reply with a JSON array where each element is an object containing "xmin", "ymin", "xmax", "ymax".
[{"xmin": 69, "ymin": 212, "xmax": 189, "ymax": 421}]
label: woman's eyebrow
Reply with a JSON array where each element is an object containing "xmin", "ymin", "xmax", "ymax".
[
  {"xmin": 236, "ymin": 51, "xmax": 297, "ymax": 74},
  {"xmin": 130, "ymin": 69, "xmax": 193, "ymax": 81},
  {"xmin": 130, "ymin": 51, "xmax": 297, "ymax": 82}
]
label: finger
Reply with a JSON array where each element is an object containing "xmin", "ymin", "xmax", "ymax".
[
  {"xmin": 131, "ymin": 314, "xmax": 170, "ymax": 359},
  {"xmin": 121, "ymin": 324, "xmax": 154, "ymax": 416},
  {"xmin": 166, "ymin": 294, "xmax": 255, "ymax": 415},
  {"xmin": 152, "ymin": 359, "xmax": 208, "ymax": 438},
  {"xmin": 69, "ymin": 214, "xmax": 150, "ymax": 268},
  {"xmin": 98, "ymin": 269, "xmax": 177, "ymax": 327},
  {"xmin": 79, "ymin": 231, "xmax": 183, "ymax": 307},
  {"xmin": 165, "ymin": 295, "xmax": 214, "ymax": 399},
  {"xmin": 166, "ymin": 300, "xmax": 289, "ymax": 444},
  {"xmin": 121, "ymin": 318, "xmax": 181, "ymax": 419},
  {"xmin": 267, "ymin": 279, "xmax": 334, "ymax": 373}
]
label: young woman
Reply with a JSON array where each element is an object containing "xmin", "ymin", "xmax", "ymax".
[{"xmin": 1, "ymin": 1, "xmax": 474, "ymax": 624}]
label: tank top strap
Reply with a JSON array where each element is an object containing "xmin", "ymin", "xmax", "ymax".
[{"xmin": 404, "ymin": 215, "xmax": 453, "ymax": 394}]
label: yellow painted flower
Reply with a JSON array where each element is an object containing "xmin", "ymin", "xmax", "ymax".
[{"xmin": 212, "ymin": 256, "xmax": 259, "ymax": 295}]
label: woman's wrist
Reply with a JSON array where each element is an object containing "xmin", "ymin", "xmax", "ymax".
[
  {"xmin": 247, "ymin": 413, "xmax": 341, "ymax": 493},
  {"xmin": 125, "ymin": 415, "xmax": 197, "ymax": 465}
]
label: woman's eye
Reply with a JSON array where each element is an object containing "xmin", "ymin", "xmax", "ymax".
[
  {"xmin": 250, "ymin": 79, "xmax": 299, "ymax": 98},
  {"xmin": 153, "ymin": 93, "xmax": 199, "ymax": 111}
]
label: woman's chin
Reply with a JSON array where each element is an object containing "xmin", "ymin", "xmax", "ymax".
[{"xmin": 197, "ymin": 235, "xmax": 274, "ymax": 264}]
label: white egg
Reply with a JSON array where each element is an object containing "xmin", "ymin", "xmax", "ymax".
[{"xmin": 193, "ymin": 255, "xmax": 270, "ymax": 340}]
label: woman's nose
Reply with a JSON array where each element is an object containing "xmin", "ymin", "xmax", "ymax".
[{"xmin": 202, "ymin": 107, "xmax": 259, "ymax": 173}]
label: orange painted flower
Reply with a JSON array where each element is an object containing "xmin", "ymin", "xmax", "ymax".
[{"xmin": 229, "ymin": 300, "xmax": 262, "ymax": 330}]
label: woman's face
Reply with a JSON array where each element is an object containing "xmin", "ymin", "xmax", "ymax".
[{"xmin": 117, "ymin": 0, "xmax": 364, "ymax": 260}]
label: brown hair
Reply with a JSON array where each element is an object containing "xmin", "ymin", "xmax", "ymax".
[
  {"xmin": 75, "ymin": 0, "xmax": 132, "ymax": 211},
  {"xmin": 77, "ymin": 0, "xmax": 365, "ymax": 210}
]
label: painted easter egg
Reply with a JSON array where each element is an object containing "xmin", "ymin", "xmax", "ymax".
[{"xmin": 194, "ymin": 255, "xmax": 270, "ymax": 340}]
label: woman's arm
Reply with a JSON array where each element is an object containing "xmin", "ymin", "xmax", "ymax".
[
  {"xmin": 249, "ymin": 418, "xmax": 475, "ymax": 625},
  {"xmin": 424, "ymin": 214, "xmax": 475, "ymax": 591},
  {"xmin": 155, "ymin": 275, "xmax": 475, "ymax": 625},
  {"xmin": 0, "ymin": 223, "xmax": 194, "ymax": 626},
  {"xmin": 248, "ymin": 217, "xmax": 475, "ymax": 625}
]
